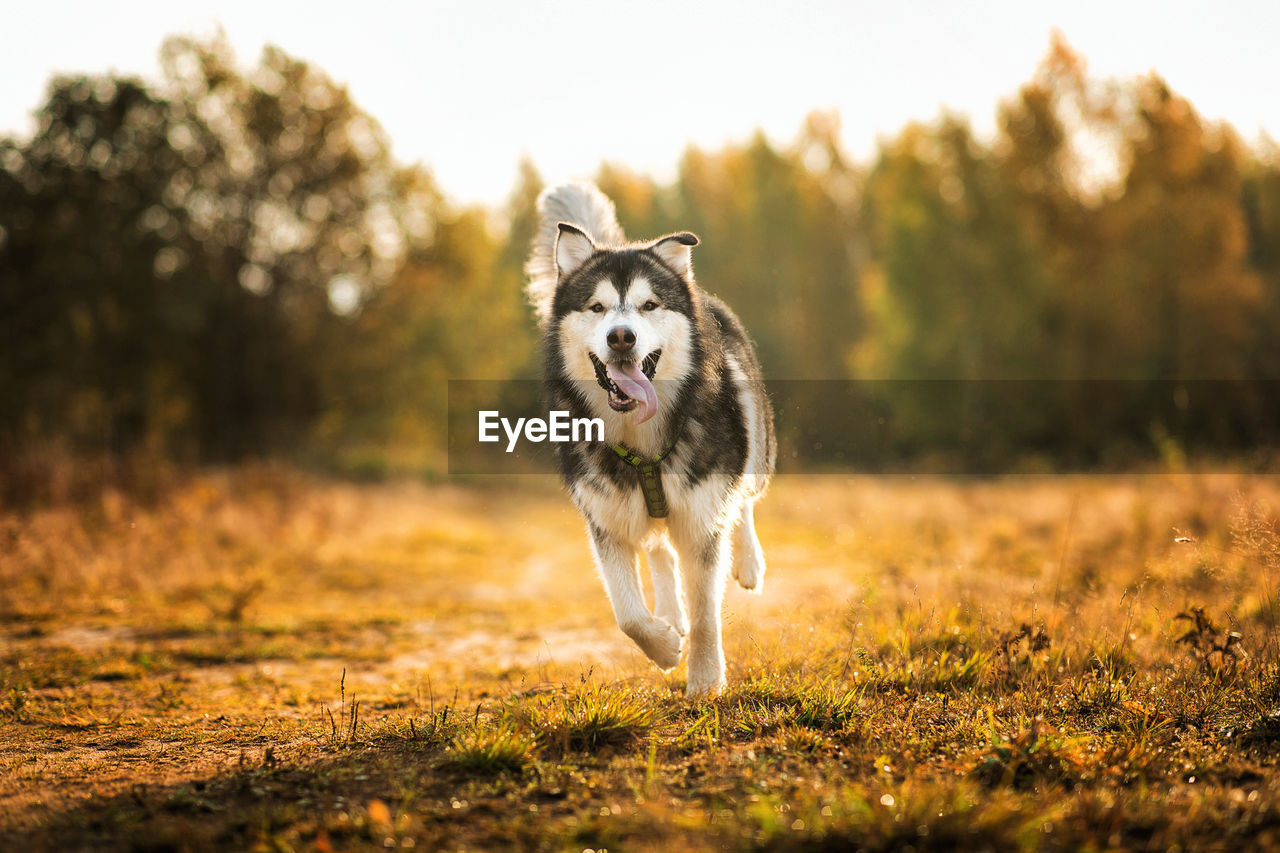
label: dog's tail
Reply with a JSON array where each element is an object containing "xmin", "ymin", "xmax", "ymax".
[{"xmin": 525, "ymin": 182, "xmax": 626, "ymax": 327}]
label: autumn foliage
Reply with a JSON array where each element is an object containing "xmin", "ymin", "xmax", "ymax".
[{"xmin": 2, "ymin": 36, "xmax": 1279, "ymax": 485}]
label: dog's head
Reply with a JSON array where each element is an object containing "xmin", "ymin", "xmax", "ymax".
[{"xmin": 551, "ymin": 224, "xmax": 699, "ymax": 423}]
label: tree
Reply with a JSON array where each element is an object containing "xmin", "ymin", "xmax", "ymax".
[{"xmin": 0, "ymin": 36, "xmax": 418, "ymax": 459}]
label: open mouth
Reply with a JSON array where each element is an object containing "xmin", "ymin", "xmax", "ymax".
[{"xmin": 588, "ymin": 350, "xmax": 661, "ymax": 419}]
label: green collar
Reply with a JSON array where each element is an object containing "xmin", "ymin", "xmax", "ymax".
[{"xmin": 610, "ymin": 418, "xmax": 686, "ymax": 518}]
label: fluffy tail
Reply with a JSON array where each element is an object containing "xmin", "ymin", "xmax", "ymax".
[{"xmin": 525, "ymin": 182, "xmax": 626, "ymax": 326}]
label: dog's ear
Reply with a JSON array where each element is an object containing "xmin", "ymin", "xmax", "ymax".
[
  {"xmin": 555, "ymin": 223, "xmax": 595, "ymax": 278},
  {"xmin": 649, "ymin": 232, "xmax": 699, "ymax": 277}
]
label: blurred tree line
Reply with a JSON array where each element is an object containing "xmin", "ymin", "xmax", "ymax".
[{"xmin": 2, "ymin": 36, "xmax": 1278, "ymax": 488}]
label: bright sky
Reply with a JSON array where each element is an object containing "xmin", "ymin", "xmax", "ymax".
[{"xmin": 2, "ymin": 0, "xmax": 1276, "ymax": 206}]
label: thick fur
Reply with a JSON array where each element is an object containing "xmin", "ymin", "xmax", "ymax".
[
  {"xmin": 528, "ymin": 183, "xmax": 776, "ymax": 696},
  {"xmin": 525, "ymin": 182, "xmax": 627, "ymax": 327}
]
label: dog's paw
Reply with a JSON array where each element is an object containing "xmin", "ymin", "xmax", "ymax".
[
  {"xmin": 623, "ymin": 617, "xmax": 685, "ymax": 671},
  {"xmin": 732, "ymin": 558, "xmax": 765, "ymax": 594}
]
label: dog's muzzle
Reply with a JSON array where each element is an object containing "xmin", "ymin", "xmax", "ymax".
[{"xmin": 588, "ymin": 350, "xmax": 661, "ymax": 414}]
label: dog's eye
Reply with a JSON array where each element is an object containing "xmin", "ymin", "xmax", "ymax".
[
  {"xmin": 588, "ymin": 303, "xmax": 605, "ymax": 313},
  {"xmin": 642, "ymin": 301, "xmax": 660, "ymax": 312}
]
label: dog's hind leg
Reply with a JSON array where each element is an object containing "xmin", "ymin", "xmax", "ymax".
[
  {"xmin": 646, "ymin": 539, "xmax": 688, "ymax": 636},
  {"xmin": 730, "ymin": 501, "xmax": 766, "ymax": 594},
  {"xmin": 590, "ymin": 526, "xmax": 684, "ymax": 671}
]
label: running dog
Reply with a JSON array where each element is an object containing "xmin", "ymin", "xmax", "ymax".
[{"xmin": 526, "ymin": 183, "xmax": 776, "ymax": 696}]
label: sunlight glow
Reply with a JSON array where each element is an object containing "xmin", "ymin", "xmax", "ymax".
[
  {"xmin": 327, "ymin": 273, "xmax": 361, "ymax": 316},
  {"xmin": 0, "ymin": 1, "xmax": 1276, "ymax": 204}
]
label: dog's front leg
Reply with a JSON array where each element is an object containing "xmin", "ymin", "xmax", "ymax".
[
  {"xmin": 589, "ymin": 525, "xmax": 684, "ymax": 670},
  {"xmin": 674, "ymin": 528, "xmax": 730, "ymax": 697}
]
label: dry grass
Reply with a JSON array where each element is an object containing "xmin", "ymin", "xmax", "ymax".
[{"xmin": 3, "ymin": 466, "xmax": 1280, "ymax": 850}]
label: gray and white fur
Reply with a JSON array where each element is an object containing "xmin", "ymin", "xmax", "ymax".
[{"xmin": 527, "ymin": 182, "xmax": 776, "ymax": 696}]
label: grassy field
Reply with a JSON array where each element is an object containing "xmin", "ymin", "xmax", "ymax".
[{"xmin": 3, "ymin": 466, "xmax": 1280, "ymax": 851}]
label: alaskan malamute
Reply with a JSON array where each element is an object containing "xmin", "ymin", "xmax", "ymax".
[{"xmin": 526, "ymin": 183, "xmax": 776, "ymax": 696}]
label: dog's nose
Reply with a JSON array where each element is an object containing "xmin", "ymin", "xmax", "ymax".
[{"xmin": 607, "ymin": 326, "xmax": 636, "ymax": 352}]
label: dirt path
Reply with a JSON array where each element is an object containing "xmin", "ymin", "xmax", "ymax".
[{"xmin": 3, "ymin": 471, "xmax": 1278, "ymax": 850}]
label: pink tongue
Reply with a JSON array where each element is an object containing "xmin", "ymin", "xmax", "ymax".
[{"xmin": 606, "ymin": 361, "xmax": 658, "ymax": 424}]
